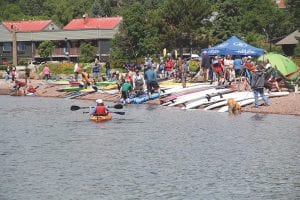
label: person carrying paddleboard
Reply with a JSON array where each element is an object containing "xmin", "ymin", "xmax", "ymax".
[{"xmin": 81, "ymin": 67, "xmax": 90, "ymax": 89}]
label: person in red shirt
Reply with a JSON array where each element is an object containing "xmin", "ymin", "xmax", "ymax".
[
  {"xmin": 90, "ymin": 99, "xmax": 108, "ymax": 116},
  {"xmin": 12, "ymin": 80, "xmax": 26, "ymax": 95},
  {"xmin": 212, "ymin": 56, "xmax": 224, "ymax": 85}
]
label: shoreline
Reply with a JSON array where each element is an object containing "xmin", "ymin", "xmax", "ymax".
[{"xmin": 1, "ymin": 79, "xmax": 299, "ymax": 116}]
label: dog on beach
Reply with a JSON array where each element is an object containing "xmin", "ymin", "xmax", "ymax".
[{"xmin": 227, "ymin": 98, "xmax": 241, "ymax": 115}]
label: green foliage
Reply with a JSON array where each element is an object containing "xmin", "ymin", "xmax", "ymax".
[
  {"xmin": 38, "ymin": 40, "xmax": 55, "ymax": 59},
  {"xmin": 38, "ymin": 63, "xmax": 74, "ymax": 75},
  {"xmin": 0, "ymin": 0, "xmax": 298, "ymax": 60},
  {"xmin": 0, "ymin": 65, "xmax": 8, "ymax": 70},
  {"xmin": 18, "ymin": 58, "xmax": 31, "ymax": 65},
  {"xmin": 294, "ymin": 43, "xmax": 300, "ymax": 57},
  {"xmin": 286, "ymin": 0, "xmax": 300, "ymax": 30},
  {"xmin": 79, "ymin": 43, "xmax": 97, "ymax": 63}
]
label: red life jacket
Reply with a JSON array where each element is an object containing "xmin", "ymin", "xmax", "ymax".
[{"xmin": 95, "ymin": 106, "xmax": 107, "ymax": 116}]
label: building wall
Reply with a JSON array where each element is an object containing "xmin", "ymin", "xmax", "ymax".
[{"xmin": 0, "ymin": 27, "xmax": 118, "ymax": 64}]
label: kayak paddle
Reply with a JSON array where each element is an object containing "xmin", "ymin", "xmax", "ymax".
[
  {"xmin": 83, "ymin": 111, "xmax": 125, "ymax": 115},
  {"xmin": 70, "ymin": 104, "xmax": 123, "ymax": 111}
]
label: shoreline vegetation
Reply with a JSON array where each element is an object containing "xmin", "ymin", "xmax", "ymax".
[{"xmin": 0, "ymin": 77, "xmax": 299, "ymax": 116}]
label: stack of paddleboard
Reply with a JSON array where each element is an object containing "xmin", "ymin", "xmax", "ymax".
[
  {"xmin": 216, "ymin": 91, "xmax": 290, "ymax": 112},
  {"xmin": 160, "ymin": 84, "xmax": 290, "ymax": 112}
]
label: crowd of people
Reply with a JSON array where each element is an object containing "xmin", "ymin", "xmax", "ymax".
[{"xmin": 200, "ymin": 53, "xmax": 283, "ymax": 90}]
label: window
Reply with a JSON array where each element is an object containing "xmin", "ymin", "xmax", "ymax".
[
  {"xmin": 3, "ymin": 42, "xmax": 11, "ymax": 52},
  {"xmin": 17, "ymin": 42, "xmax": 26, "ymax": 51}
]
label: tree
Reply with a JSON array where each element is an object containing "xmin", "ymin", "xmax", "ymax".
[
  {"xmin": 38, "ymin": 40, "xmax": 55, "ymax": 60},
  {"xmin": 210, "ymin": 0, "xmax": 293, "ymax": 49},
  {"xmin": 79, "ymin": 43, "xmax": 96, "ymax": 63},
  {"xmin": 286, "ymin": 0, "xmax": 300, "ymax": 30},
  {"xmin": 159, "ymin": 0, "xmax": 212, "ymax": 52},
  {"xmin": 111, "ymin": 2, "xmax": 160, "ymax": 60},
  {"xmin": 92, "ymin": 0, "xmax": 113, "ymax": 17}
]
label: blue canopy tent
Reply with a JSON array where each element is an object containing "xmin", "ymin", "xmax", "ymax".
[{"xmin": 201, "ymin": 36, "xmax": 265, "ymax": 57}]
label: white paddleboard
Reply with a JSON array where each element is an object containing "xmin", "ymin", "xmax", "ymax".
[
  {"xmin": 203, "ymin": 91, "xmax": 253, "ymax": 110},
  {"xmin": 162, "ymin": 83, "xmax": 215, "ymax": 96},
  {"xmin": 217, "ymin": 91, "xmax": 290, "ymax": 112},
  {"xmin": 168, "ymin": 88, "xmax": 222, "ymax": 107},
  {"xmin": 184, "ymin": 91, "xmax": 250, "ymax": 109}
]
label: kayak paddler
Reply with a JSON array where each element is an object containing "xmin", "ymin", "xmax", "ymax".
[{"xmin": 89, "ymin": 99, "xmax": 109, "ymax": 116}]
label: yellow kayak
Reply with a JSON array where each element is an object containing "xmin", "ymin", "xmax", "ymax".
[{"xmin": 89, "ymin": 113, "xmax": 112, "ymax": 122}]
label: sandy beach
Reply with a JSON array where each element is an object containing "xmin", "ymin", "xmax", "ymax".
[{"xmin": 1, "ymin": 79, "xmax": 299, "ymax": 116}]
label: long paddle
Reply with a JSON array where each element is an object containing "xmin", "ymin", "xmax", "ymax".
[
  {"xmin": 83, "ymin": 111, "xmax": 125, "ymax": 115},
  {"xmin": 70, "ymin": 104, "xmax": 123, "ymax": 111}
]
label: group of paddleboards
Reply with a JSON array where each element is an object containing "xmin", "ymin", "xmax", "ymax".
[{"xmin": 159, "ymin": 82, "xmax": 289, "ymax": 112}]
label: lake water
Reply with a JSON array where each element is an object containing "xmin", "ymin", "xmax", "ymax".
[{"xmin": 0, "ymin": 95, "xmax": 299, "ymax": 200}]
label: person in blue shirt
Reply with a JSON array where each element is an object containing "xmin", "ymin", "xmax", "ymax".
[
  {"xmin": 92, "ymin": 63, "xmax": 100, "ymax": 81},
  {"xmin": 233, "ymin": 55, "xmax": 243, "ymax": 78},
  {"xmin": 145, "ymin": 65, "xmax": 160, "ymax": 96}
]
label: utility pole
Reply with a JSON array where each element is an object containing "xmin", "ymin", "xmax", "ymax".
[{"xmin": 12, "ymin": 25, "xmax": 17, "ymax": 66}]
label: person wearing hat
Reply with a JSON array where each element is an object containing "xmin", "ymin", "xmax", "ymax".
[{"xmin": 89, "ymin": 99, "xmax": 108, "ymax": 116}]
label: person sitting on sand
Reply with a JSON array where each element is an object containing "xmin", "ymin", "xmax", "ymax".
[{"xmin": 89, "ymin": 99, "xmax": 109, "ymax": 116}]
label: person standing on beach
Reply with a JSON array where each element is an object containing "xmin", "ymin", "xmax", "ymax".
[
  {"xmin": 201, "ymin": 52, "xmax": 211, "ymax": 82},
  {"xmin": 145, "ymin": 65, "xmax": 160, "ymax": 96},
  {"xmin": 105, "ymin": 61, "xmax": 111, "ymax": 79},
  {"xmin": 73, "ymin": 63, "xmax": 81, "ymax": 81},
  {"xmin": 251, "ymin": 64, "xmax": 269, "ymax": 108},
  {"xmin": 43, "ymin": 64, "xmax": 50, "ymax": 80},
  {"xmin": 92, "ymin": 62, "xmax": 100, "ymax": 81},
  {"xmin": 11, "ymin": 64, "xmax": 16, "ymax": 82},
  {"xmin": 25, "ymin": 64, "xmax": 31, "ymax": 83}
]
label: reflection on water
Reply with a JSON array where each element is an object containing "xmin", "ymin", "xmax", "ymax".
[
  {"xmin": 0, "ymin": 96, "xmax": 299, "ymax": 200},
  {"xmin": 250, "ymin": 113, "xmax": 268, "ymax": 121}
]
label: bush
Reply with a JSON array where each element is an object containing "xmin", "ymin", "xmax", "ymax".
[
  {"xmin": 0, "ymin": 65, "xmax": 7, "ymax": 70},
  {"xmin": 18, "ymin": 58, "xmax": 31, "ymax": 65},
  {"xmin": 37, "ymin": 63, "xmax": 74, "ymax": 75}
]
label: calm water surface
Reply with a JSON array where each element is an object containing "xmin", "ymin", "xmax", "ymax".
[{"xmin": 0, "ymin": 95, "xmax": 299, "ymax": 200}]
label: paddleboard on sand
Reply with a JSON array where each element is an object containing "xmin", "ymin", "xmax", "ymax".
[
  {"xmin": 203, "ymin": 91, "xmax": 253, "ymax": 110},
  {"xmin": 178, "ymin": 89, "xmax": 232, "ymax": 109},
  {"xmin": 217, "ymin": 91, "xmax": 290, "ymax": 112}
]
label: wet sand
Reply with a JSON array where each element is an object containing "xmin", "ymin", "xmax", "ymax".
[{"xmin": 1, "ymin": 79, "xmax": 299, "ymax": 116}]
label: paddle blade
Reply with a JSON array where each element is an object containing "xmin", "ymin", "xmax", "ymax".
[
  {"xmin": 70, "ymin": 105, "xmax": 81, "ymax": 111},
  {"xmin": 70, "ymin": 105, "xmax": 89, "ymax": 111},
  {"xmin": 113, "ymin": 104, "xmax": 123, "ymax": 109},
  {"xmin": 112, "ymin": 111, "xmax": 125, "ymax": 115}
]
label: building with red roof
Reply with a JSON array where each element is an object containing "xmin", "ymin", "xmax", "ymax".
[
  {"xmin": 64, "ymin": 16, "xmax": 122, "ymax": 30},
  {"xmin": 2, "ymin": 20, "xmax": 60, "ymax": 32},
  {"xmin": 0, "ymin": 16, "xmax": 122, "ymax": 64}
]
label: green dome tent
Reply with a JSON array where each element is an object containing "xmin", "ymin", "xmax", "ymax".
[{"xmin": 258, "ymin": 53, "xmax": 299, "ymax": 81}]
